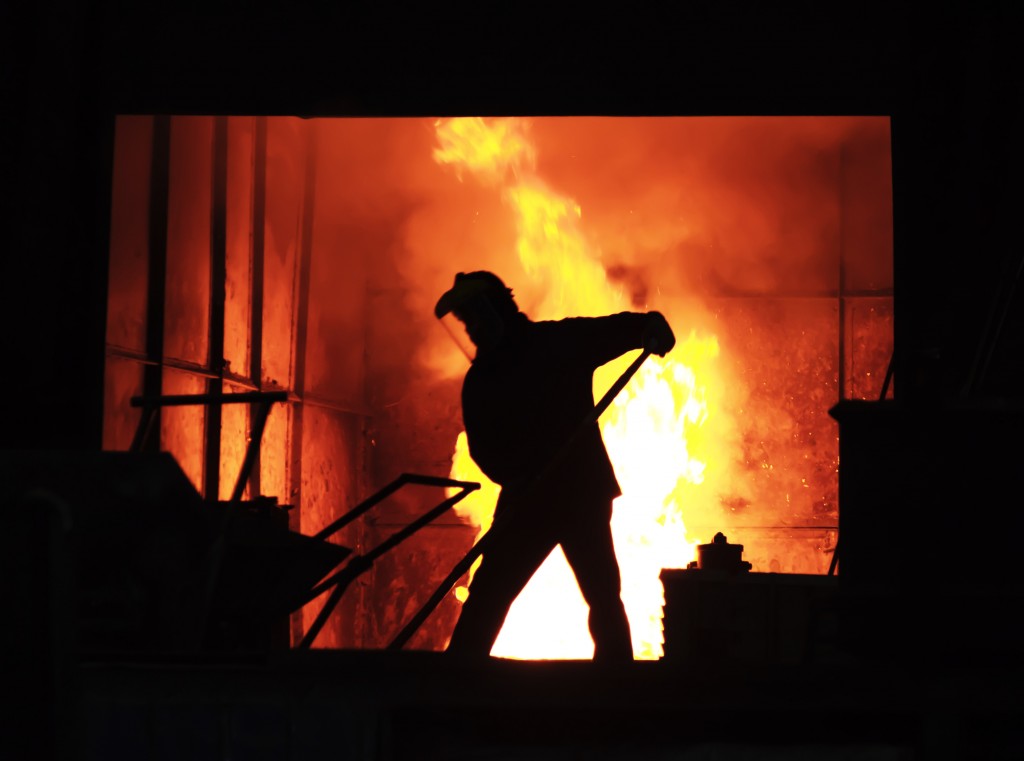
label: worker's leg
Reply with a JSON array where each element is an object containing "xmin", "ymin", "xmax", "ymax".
[
  {"xmin": 446, "ymin": 513, "xmax": 556, "ymax": 657},
  {"xmin": 560, "ymin": 505, "xmax": 633, "ymax": 662}
]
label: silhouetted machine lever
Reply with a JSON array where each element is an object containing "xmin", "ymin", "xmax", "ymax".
[{"xmin": 293, "ymin": 473, "xmax": 480, "ymax": 648}]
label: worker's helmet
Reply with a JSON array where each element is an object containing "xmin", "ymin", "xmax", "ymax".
[{"xmin": 434, "ymin": 271, "xmax": 518, "ymax": 360}]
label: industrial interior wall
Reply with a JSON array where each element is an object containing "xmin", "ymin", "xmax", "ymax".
[
  {"xmin": 102, "ymin": 116, "xmax": 372, "ymax": 649},
  {"xmin": 306, "ymin": 117, "xmax": 893, "ymax": 654}
]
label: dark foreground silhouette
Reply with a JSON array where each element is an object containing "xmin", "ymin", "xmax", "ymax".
[{"xmin": 434, "ymin": 270, "xmax": 675, "ymax": 661}]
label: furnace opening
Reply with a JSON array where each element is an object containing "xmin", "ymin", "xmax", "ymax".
[{"xmin": 103, "ymin": 116, "xmax": 893, "ymax": 659}]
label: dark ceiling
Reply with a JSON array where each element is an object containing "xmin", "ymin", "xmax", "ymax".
[{"xmin": 1, "ymin": 3, "xmax": 1021, "ymax": 448}]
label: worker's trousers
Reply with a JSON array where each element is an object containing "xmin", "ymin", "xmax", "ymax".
[{"xmin": 446, "ymin": 492, "xmax": 633, "ymax": 661}]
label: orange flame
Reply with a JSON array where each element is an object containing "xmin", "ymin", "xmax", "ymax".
[{"xmin": 438, "ymin": 117, "xmax": 719, "ymax": 659}]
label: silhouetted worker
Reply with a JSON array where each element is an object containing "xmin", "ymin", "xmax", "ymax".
[{"xmin": 434, "ymin": 271, "xmax": 675, "ymax": 661}]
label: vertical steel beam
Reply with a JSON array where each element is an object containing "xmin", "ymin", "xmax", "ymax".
[
  {"xmin": 837, "ymin": 142, "xmax": 847, "ymax": 402},
  {"xmin": 142, "ymin": 115, "xmax": 171, "ymax": 452},
  {"xmin": 248, "ymin": 117, "xmax": 268, "ymax": 498},
  {"xmin": 204, "ymin": 116, "xmax": 229, "ymax": 500}
]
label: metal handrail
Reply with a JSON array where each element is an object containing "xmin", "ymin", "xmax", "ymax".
[{"xmin": 296, "ymin": 474, "xmax": 479, "ymax": 649}]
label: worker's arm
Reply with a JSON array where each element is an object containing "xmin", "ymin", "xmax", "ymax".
[{"xmin": 556, "ymin": 311, "xmax": 675, "ymax": 368}]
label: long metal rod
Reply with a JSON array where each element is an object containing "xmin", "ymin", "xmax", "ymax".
[
  {"xmin": 312, "ymin": 474, "xmax": 411, "ymax": 543},
  {"xmin": 295, "ymin": 573, "xmax": 349, "ymax": 650},
  {"xmin": 388, "ymin": 348, "xmax": 652, "ymax": 652},
  {"xmin": 130, "ymin": 390, "xmax": 288, "ymax": 407},
  {"xmin": 248, "ymin": 116, "xmax": 268, "ymax": 500},
  {"xmin": 129, "ymin": 389, "xmax": 287, "ymax": 458},
  {"xmin": 311, "ymin": 473, "xmax": 479, "ymax": 544},
  {"xmin": 837, "ymin": 143, "xmax": 847, "ymax": 402},
  {"xmin": 140, "ymin": 115, "xmax": 171, "ymax": 454},
  {"xmin": 204, "ymin": 116, "xmax": 229, "ymax": 502}
]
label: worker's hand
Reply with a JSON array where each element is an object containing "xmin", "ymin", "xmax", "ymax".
[{"xmin": 642, "ymin": 311, "xmax": 676, "ymax": 356}]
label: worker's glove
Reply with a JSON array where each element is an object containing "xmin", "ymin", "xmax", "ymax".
[{"xmin": 642, "ymin": 311, "xmax": 676, "ymax": 356}]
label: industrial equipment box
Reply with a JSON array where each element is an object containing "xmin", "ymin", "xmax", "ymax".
[{"xmin": 660, "ymin": 569, "xmax": 840, "ymax": 665}]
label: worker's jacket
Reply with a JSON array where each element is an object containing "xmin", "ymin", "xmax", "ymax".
[{"xmin": 461, "ymin": 311, "xmax": 651, "ymax": 509}]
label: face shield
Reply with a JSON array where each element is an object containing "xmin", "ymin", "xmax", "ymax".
[
  {"xmin": 435, "ymin": 277, "xmax": 509, "ymax": 362},
  {"xmin": 439, "ymin": 311, "xmax": 479, "ymax": 362}
]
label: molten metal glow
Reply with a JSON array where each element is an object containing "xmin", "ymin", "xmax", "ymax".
[{"xmin": 438, "ymin": 117, "xmax": 719, "ymax": 660}]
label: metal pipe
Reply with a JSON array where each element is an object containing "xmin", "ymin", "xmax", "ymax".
[{"xmin": 310, "ymin": 474, "xmax": 479, "ymax": 544}]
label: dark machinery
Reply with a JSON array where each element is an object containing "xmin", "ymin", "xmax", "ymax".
[
  {"xmin": 662, "ymin": 533, "xmax": 838, "ymax": 665},
  {"xmin": 3, "ymin": 391, "xmax": 478, "ymax": 655}
]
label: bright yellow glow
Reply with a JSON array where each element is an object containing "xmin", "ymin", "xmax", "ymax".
[{"xmin": 433, "ymin": 117, "xmax": 536, "ymax": 185}]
